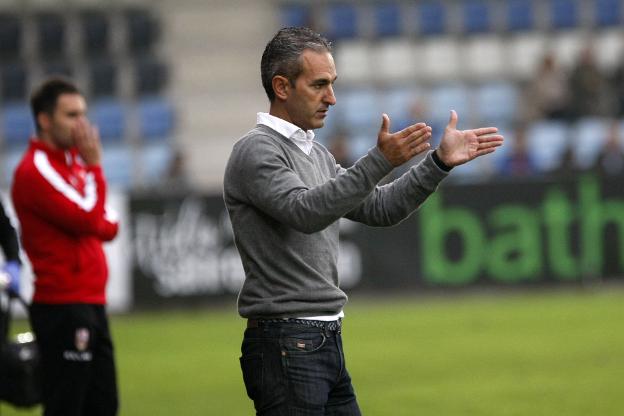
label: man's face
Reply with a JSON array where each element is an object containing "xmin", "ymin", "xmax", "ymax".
[
  {"xmin": 285, "ymin": 50, "xmax": 337, "ymax": 131},
  {"xmin": 41, "ymin": 93, "xmax": 87, "ymax": 149}
]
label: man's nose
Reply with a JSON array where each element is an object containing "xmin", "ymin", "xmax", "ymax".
[{"xmin": 324, "ymin": 85, "xmax": 336, "ymax": 106}]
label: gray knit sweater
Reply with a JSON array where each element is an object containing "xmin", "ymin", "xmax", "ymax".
[{"xmin": 223, "ymin": 125, "xmax": 448, "ymax": 318}]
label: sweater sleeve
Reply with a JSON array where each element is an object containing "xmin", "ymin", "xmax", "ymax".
[
  {"xmin": 14, "ymin": 157, "xmax": 118, "ymax": 241},
  {"xmin": 225, "ymin": 134, "xmax": 394, "ymax": 234},
  {"xmin": 344, "ymin": 151, "xmax": 449, "ymax": 226}
]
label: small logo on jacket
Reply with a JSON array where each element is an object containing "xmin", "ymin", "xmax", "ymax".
[{"xmin": 75, "ymin": 328, "xmax": 90, "ymax": 352}]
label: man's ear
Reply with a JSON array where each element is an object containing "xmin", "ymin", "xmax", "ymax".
[
  {"xmin": 272, "ymin": 76, "xmax": 291, "ymax": 101},
  {"xmin": 37, "ymin": 112, "xmax": 51, "ymax": 132}
]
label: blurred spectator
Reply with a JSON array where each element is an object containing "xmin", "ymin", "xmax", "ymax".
[
  {"xmin": 552, "ymin": 145, "xmax": 578, "ymax": 178},
  {"xmin": 164, "ymin": 148, "xmax": 190, "ymax": 189},
  {"xmin": 568, "ymin": 46, "xmax": 610, "ymax": 119},
  {"xmin": 326, "ymin": 129, "xmax": 354, "ymax": 168},
  {"xmin": 499, "ymin": 123, "xmax": 536, "ymax": 177},
  {"xmin": 593, "ymin": 120, "xmax": 624, "ymax": 176},
  {"xmin": 524, "ymin": 52, "xmax": 569, "ymax": 121}
]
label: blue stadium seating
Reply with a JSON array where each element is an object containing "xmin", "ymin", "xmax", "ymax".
[
  {"xmin": 463, "ymin": 0, "xmax": 491, "ymax": 34},
  {"xmin": 90, "ymin": 98, "xmax": 126, "ymax": 142},
  {"xmin": 373, "ymin": 3, "xmax": 402, "ymax": 37},
  {"xmin": 281, "ymin": 4, "xmax": 310, "ymax": 28},
  {"xmin": 594, "ymin": 0, "xmax": 622, "ymax": 27},
  {"xmin": 473, "ymin": 82, "xmax": 519, "ymax": 125},
  {"xmin": 572, "ymin": 117, "xmax": 611, "ymax": 169},
  {"xmin": 549, "ymin": 0, "xmax": 579, "ymax": 29},
  {"xmin": 418, "ymin": 1, "xmax": 446, "ymax": 35},
  {"xmin": 326, "ymin": 4, "xmax": 358, "ymax": 40},
  {"xmin": 138, "ymin": 96, "xmax": 175, "ymax": 140},
  {"xmin": 339, "ymin": 88, "xmax": 381, "ymax": 130},
  {"xmin": 1, "ymin": 103, "xmax": 34, "ymax": 148},
  {"xmin": 428, "ymin": 84, "xmax": 471, "ymax": 127},
  {"xmin": 142, "ymin": 142, "xmax": 173, "ymax": 182},
  {"xmin": 527, "ymin": 121, "xmax": 570, "ymax": 172},
  {"xmin": 506, "ymin": 0, "xmax": 535, "ymax": 31},
  {"xmin": 102, "ymin": 144, "xmax": 133, "ymax": 187}
]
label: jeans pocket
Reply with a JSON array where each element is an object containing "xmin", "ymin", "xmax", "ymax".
[
  {"xmin": 281, "ymin": 332, "xmax": 326, "ymax": 355},
  {"xmin": 240, "ymin": 353, "xmax": 263, "ymax": 401}
]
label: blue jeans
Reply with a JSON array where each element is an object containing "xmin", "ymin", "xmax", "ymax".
[{"xmin": 240, "ymin": 321, "xmax": 362, "ymax": 415}]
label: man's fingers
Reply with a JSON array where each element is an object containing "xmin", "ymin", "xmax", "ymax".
[
  {"xmin": 447, "ymin": 110, "xmax": 458, "ymax": 130},
  {"xmin": 379, "ymin": 113, "xmax": 390, "ymax": 135},
  {"xmin": 473, "ymin": 126, "xmax": 498, "ymax": 136}
]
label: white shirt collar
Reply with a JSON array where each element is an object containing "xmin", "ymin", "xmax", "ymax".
[{"xmin": 257, "ymin": 112, "xmax": 315, "ymax": 155}]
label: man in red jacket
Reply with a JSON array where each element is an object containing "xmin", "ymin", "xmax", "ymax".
[{"xmin": 11, "ymin": 77, "xmax": 119, "ymax": 416}]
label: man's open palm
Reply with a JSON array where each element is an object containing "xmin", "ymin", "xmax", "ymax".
[{"xmin": 437, "ymin": 110, "xmax": 504, "ymax": 167}]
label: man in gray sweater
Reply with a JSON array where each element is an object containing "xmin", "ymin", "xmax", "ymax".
[{"xmin": 223, "ymin": 27, "xmax": 503, "ymax": 415}]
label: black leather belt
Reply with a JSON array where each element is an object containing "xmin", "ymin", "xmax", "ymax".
[{"xmin": 247, "ymin": 318, "xmax": 342, "ymax": 332}]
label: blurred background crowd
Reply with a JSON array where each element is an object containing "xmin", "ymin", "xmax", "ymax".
[{"xmin": 1, "ymin": 0, "xmax": 624, "ymax": 191}]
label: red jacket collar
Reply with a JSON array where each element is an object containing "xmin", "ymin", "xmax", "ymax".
[{"xmin": 29, "ymin": 138, "xmax": 79, "ymax": 165}]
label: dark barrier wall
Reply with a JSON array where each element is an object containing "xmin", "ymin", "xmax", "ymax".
[{"xmin": 130, "ymin": 175, "xmax": 624, "ymax": 308}]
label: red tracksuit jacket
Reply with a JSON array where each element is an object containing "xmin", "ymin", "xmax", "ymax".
[{"xmin": 11, "ymin": 139, "xmax": 119, "ymax": 304}]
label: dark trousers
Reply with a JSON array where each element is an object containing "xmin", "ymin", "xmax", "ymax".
[
  {"xmin": 30, "ymin": 303, "xmax": 118, "ymax": 416},
  {"xmin": 240, "ymin": 321, "xmax": 362, "ymax": 416}
]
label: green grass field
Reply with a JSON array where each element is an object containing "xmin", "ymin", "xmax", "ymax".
[{"xmin": 2, "ymin": 287, "xmax": 623, "ymax": 415}]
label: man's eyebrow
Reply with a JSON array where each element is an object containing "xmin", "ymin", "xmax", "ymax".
[{"xmin": 311, "ymin": 76, "xmax": 337, "ymax": 85}]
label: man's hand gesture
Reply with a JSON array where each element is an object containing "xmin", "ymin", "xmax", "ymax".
[{"xmin": 436, "ymin": 110, "xmax": 504, "ymax": 167}]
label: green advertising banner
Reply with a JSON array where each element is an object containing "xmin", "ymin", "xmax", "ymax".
[{"xmin": 351, "ymin": 174, "xmax": 624, "ymax": 288}]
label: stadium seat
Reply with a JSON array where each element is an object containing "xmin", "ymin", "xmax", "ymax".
[
  {"xmin": 90, "ymin": 98, "xmax": 126, "ymax": 142},
  {"xmin": 594, "ymin": 0, "xmax": 621, "ymax": 27},
  {"xmin": 35, "ymin": 12, "xmax": 66, "ymax": 59},
  {"xmin": 507, "ymin": 33, "xmax": 546, "ymax": 79},
  {"xmin": 2, "ymin": 149, "xmax": 25, "ymax": 185},
  {"xmin": 281, "ymin": 4, "xmax": 311, "ymax": 28},
  {"xmin": 372, "ymin": 39, "xmax": 418, "ymax": 81},
  {"xmin": 88, "ymin": 58, "xmax": 118, "ymax": 98},
  {"xmin": 373, "ymin": 3, "xmax": 402, "ymax": 38},
  {"xmin": 381, "ymin": 87, "xmax": 423, "ymax": 126},
  {"xmin": 1, "ymin": 103, "xmax": 35, "ymax": 148},
  {"xmin": 594, "ymin": 29, "xmax": 623, "ymax": 72},
  {"xmin": 421, "ymin": 37, "xmax": 460, "ymax": 81},
  {"xmin": 571, "ymin": 117, "xmax": 611, "ymax": 169},
  {"xmin": 526, "ymin": 121, "xmax": 570, "ymax": 172},
  {"xmin": 333, "ymin": 40, "xmax": 372, "ymax": 83},
  {"xmin": 549, "ymin": 0, "xmax": 579, "ymax": 30},
  {"xmin": 141, "ymin": 142, "xmax": 173, "ymax": 182},
  {"xmin": 427, "ymin": 84, "xmax": 471, "ymax": 127},
  {"xmin": 137, "ymin": 96, "xmax": 175, "ymax": 140},
  {"xmin": 81, "ymin": 9, "xmax": 110, "ymax": 57},
  {"xmin": 506, "ymin": 0, "xmax": 535, "ymax": 31},
  {"xmin": 464, "ymin": 35, "xmax": 506, "ymax": 79},
  {"xmin": 0, "ymin": 13, "xmax": 22, "ymax": 60},
  {"xmin": 125, "ymin": 7, "xmax": 161, "ymax": 54},
  {"xmin": 1, "ymin": 62, "xmax": 28, "ymax": 102},
  {"xmin": 102, "ymin": 144, "xmax": 133, "ymax": 188},
  {"xmin": 340, "ymin": 88, "xmax": 381, "ymax": 131},
  {"xmin": 134, "ymin": 54, "xmax": 169, "ymax": 96},
  {"xmin": 417, "ymin": 1, "xmax": 446, "ymax": 36},
  {"xmin": 462, "ymin": 0, "xmax": 491, "ymax": 34},
  {"xmin": 551, "ymin": 30, "xmax": 586, "ymax": 68},
  {"xmin": 325, "ymin": 3, "xmax": 358, "ymax": 40},
  {"xmin": 42, "ymin": 60, "xmax": 73, "ymax": 78},
  {"xmin": 473, "ymin": 81, "xmax": 519, "ymax": 125}
]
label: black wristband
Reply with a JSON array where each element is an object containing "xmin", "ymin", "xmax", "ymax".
[{"xmin": 432, "ymin": 149, "xmax": 452, "ymax": 172}]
